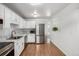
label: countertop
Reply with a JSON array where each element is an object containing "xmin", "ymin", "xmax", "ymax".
[{"xmin": 0, "ymin": 34, "xmax": 27, "ymax": 42}]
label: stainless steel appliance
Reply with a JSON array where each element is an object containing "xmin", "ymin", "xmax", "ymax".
[{"xmin": 35, "ymin": 24, "xmax": 45, "ymax": 43}]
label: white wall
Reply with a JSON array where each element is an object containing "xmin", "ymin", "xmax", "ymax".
[{"xmin": 50, "ymin": 4, "xmax": 79, "ymax": 56}]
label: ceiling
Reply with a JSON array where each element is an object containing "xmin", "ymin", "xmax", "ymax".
[{"xmin": 4, "ymin": 3, "xmax": 69, "ymax": 19}]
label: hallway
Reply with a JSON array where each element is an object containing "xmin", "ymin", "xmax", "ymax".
[{"xmin": 21, "ymin": 43, "xmax": 65, "ymax": 56}]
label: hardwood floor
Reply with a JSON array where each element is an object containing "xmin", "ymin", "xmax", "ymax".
[{"xmin": 21, "ymin": 43, "xmax": 65, "ymax": 56}]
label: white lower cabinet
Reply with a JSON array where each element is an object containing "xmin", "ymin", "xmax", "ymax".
[
  {"xmin": 27, "ymin": 34, "xmax": 35, "ymax": 43},
  {"xmin": 14, "ymin": 37, "xmax": 24, "ymax": 56}
]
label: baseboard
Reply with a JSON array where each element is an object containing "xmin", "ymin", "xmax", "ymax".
[
  {"xmin": 26, "ymin": 42, "xmax": 36, "ymax": 44},
  {"xmin": 50, "ymin": 41, "xmax": 66, "ymax": 56}
]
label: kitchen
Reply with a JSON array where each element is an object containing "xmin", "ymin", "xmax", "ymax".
[
  {"xmin": 0, "ymin": 3, "xmax": 50, "ymax": 56},
  {"xmin": 1, "ymin": 3, "xmax": 79, "ymax": 56}
]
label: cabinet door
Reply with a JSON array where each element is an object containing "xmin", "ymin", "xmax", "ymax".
[
  {"xmin": 0, "ymin": 4, "xmax": 5, "ymax": 29},
  {"xmin": 19, "ymin": 18, "xmax": 24, "ymax": 28},
  {"xmin": 27, "ymin": 34, "xmax": 35, "ymax": 43},
  {"xmin": 11, "ymin": 12, "xmax": 18, "ymax": 24},
  {"xmin": 19, "ymin": 37, "xmax": 24, "ymax": 52},
  {"xmin": 10, "ymin": 11, "xmax": 15, "ymax": 23},
  {"xmin": 14, "ymin": 40, "xmax": 22, "ymax": 56},
  {"xmin": 14, "ymin": 37, "xmax": 24, "ymax": 56},
  {"xmin": 17, "ymin": 15, "xmax": 22, "ymax": 26},
  {"xmin": 5, "ymin": 7, "xmax": 18, "ymax": 24},
  {"xmin": 5, "ymin": 7, "xmax": 12, "ymax": 21},
  {"xmin": 14, "ymin": 41, "xmax": 20, "ymax": 56},
  {"xmin": 25, "ymin": 21, "xmax": 35, "ymax": 28},
  {"xmin": 4, "ymin": 7, "xmax": 12, "ymax": 28},
  {"xmin": 0, "ymin": 4, "xmax": 5, "ymax": 19}
]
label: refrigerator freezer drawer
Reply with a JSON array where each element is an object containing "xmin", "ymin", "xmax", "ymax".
[{"xmin": 36, "ymin": 35, "xmax": 44, "ymax": 43}]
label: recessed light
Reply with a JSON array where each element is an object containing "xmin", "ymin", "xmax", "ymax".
[
  {"xmin": 46, "ymin": 12, "xmax": 51, "ymax": 16},
  {"xmin": 46, "ymin": 9, "xmax": 51, "ymax": 16}
]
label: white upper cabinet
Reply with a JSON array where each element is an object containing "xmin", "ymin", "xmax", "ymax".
[
  {"xmin": 10, "ymin": 11, "xmax": 16, "ymax": 24},
  {"xmin": 17, "ymin": 15, "xmax": 22, "ymax": 25},
  {"xmin": 11, "ymin": 11, "xmax": 20, "ymax": 24},
  {"xmin": 23, "ymin": 21, "xmax": 36, "ymax": 28},
  {"xmin": 18, "ymin": 16, "xmax": 25, "ymax": 28},
  {"xmin": 19, "ymin": 18, "xmax": 24, "ymax": 28},
  {"xmin": 0, "ymin": 4, "xmax": 24, "ymax": 39},
  {"xmin": 0, "ymin": 4, "xmax": 5, "ymax": 29},
  {"xmin": 0, "ymin": 4, "xmax": 5, "ymax": 19},
  {"xmin": 5, "ymin": 7, "xmax": 11, "ymax": 20},
  {"xmin": 0, "ymin": 4, "xmax": 24, "ymax": 29},
  {"xmin": 5, "ymin": 7, "xmax": 18, "ymax": 24},
  {"xmin": 4, "ymin": 7, "xmax": 12, "ymax": 28}
]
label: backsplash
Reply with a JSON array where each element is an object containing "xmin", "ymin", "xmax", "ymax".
[
  {"xmin": 14, "ymin": 28, "xmax": 35, "ymax": 34},
  {"xmin": 14, "ymin": 29, "xmax": 29, "ymax": 34},
  {"xmin": 0, "ymin": 28, "xmax": 11, "ymax": 39}
]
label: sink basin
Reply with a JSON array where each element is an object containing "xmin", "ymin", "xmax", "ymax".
[{"xmin": 9, "ymin": 36, "xmax": 23, "ymax": 39}]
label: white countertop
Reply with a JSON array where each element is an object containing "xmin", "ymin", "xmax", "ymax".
[{"xmin": 0, "ymin": 34, "xmax": 27, "ymax": 42}]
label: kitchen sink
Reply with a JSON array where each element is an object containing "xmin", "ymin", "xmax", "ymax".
[{"xmin": 9, "ymin": 36, "xmax": 23, "ymax": 39}]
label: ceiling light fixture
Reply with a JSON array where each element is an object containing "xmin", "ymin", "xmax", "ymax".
[
  {"xmin": 33, "ymin": 14, "xmax": 38, "ymax": 17},
  {"xmin": 32, "ymin": 10, "xmax": 39, "ymax": 17}
]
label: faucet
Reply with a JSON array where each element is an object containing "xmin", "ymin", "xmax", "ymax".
[{"xmin": 11, "ymin": 31, "xmax": 16, "ymax": 37}]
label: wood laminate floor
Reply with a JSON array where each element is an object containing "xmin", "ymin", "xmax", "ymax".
[{"xmin": 21, "ymin": 43, "xmax": 65, "ymax": 56}]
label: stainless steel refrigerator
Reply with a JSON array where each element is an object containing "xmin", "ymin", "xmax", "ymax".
[{"xmin": 35, "ymin": 24, "xmax": 45, "ymax": 43}]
